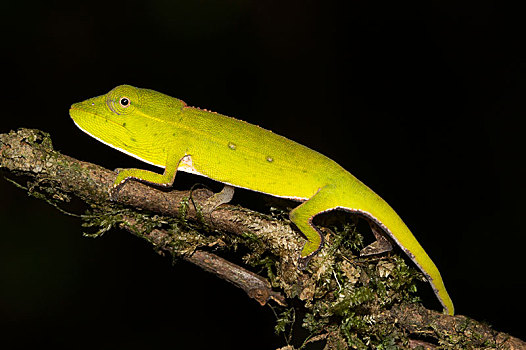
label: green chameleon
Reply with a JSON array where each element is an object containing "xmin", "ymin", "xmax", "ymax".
[{"xmin": 70, "ymin": 85, "xmax": 454, "ymax": 315}]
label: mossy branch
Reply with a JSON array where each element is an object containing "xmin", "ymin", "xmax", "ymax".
[{"xmin": 1, "ymin": 128, "xmax": 524, "ymax": 350}]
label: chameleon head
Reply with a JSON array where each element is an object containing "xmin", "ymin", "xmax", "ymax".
[{"xmin": 69, "ymin": 85, "xmax": 170, "ymax": 167}]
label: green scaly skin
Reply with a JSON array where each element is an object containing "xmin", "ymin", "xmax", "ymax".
[{"xmin": 69, "ymin": 85, "xmax": 454, "ymax": 315}]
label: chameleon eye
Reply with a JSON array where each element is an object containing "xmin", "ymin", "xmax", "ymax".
[{"xmin": 119, "ymin": 97, "xmax": 130, "ymax": 108}]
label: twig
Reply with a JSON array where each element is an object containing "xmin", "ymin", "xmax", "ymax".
[{"xmin": 120, "ymin": 214, "xmax": 286, "ymax": 306}]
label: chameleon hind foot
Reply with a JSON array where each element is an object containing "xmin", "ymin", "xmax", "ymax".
[{"xmin": 202, "ymin": 184, "xmax": 235, "ymax": 215}]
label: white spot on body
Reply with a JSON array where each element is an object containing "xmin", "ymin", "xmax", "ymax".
[{"xmin": 178, "ymin": 154, "xmax": 202, "ymax": 176}]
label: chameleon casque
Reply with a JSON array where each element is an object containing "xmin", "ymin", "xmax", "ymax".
[{"xmin": 69, "ymin": 85, "xmax": 454, "ymax": 315}]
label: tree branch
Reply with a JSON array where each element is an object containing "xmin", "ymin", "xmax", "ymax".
[
  {"xmin": 0, "ymin": 128, "xmax": 294, "ymax": 305},
  {"xmin": 2, "ymin": 128, "xmax": 524, "ymax": 349}
]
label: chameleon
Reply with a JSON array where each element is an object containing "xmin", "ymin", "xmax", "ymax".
[{"xmin": 69, "ymin": 85, "xmax": 454, "ymax": 315}]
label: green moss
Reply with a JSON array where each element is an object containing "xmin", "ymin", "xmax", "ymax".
[
  {"xmin": 177, "ymin": 195, "xmax": 191, "ymax": 224},
  {"xmin": 274, "ymin": 307, "xmax": 295, "ymax": 335},
  {"xmin": 22, "ymin": 129, "xmax": 53, "ymax": 150},
  {"xmin": 294, "ymin": 222, "xmax": 423, "ymax": 348}
]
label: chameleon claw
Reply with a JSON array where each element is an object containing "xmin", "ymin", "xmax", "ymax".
[
  {"xmin": 108, "ymin": 183, "xmax": 122, "ymax": 201},
  {"xmin": 297, "ymin": 254, "xmax": 314, "ymax": 271}
]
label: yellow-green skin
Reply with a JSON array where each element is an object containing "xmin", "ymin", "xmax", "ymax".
[{"xmin": 70, "ymin": 85, "xmax": 454, "ymax": 315}]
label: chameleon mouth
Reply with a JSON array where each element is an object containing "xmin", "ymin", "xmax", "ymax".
[
  {"xmin": 69, "ymin": 107, "xmax": 163, "ymax": 168},
  {"xmin": 69, "ymin": 105, "xmax": 126, "ymax": 130}
]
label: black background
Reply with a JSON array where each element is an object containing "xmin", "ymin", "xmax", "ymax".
[{"xmin": 1, "ymin": 1, "xmax": 524, "ymax": 348}]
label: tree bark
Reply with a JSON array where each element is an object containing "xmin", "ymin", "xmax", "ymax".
[{"xmin": 1, "ymin": 128, "xmax": 524, "ymax": 349}]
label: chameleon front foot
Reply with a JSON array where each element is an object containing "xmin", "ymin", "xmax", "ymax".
[{"xmin": 108, "ymin": 182, "xmax": 124, "ymax": 201}]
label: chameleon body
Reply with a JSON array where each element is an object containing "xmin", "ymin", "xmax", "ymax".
[{"xmin": 69, "ymin": 85, "xmax": 454, "ymax": 315}]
